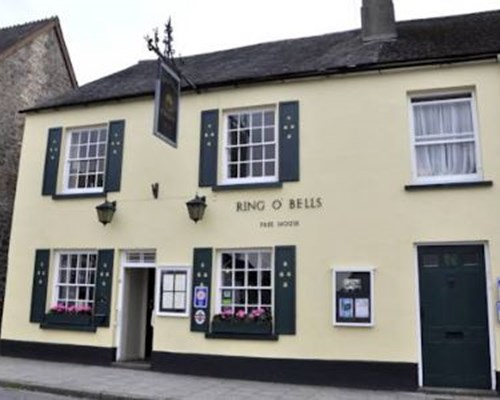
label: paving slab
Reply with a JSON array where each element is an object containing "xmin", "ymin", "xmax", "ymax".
[{"xmin": 0, "ymin": 356, "xmax": 496, "ymax": 400}]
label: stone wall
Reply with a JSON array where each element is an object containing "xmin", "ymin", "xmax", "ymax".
[{"xmin": 0, "ymin": 27, "xmax": 74, "ymax": 328}]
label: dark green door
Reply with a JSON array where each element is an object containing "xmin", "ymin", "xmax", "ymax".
[{"xmin": 418, "ymin": 245, "xmax": 491, "ymax": 389}]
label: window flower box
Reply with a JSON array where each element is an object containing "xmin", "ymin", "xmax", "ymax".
[
  {"xmin": 44, "ymin": 312, "xmax": 93, "ymax": 327},
  {"xmin": 211, "ymin": 319, "xmax": 272, "ymax": 335},
  {"xmin": 43, "ymin": 304, "xmax": 94, "ymax": 329},
  {"xmin": 211, "ymin": 308, "xmax": 273, "ymax": 335}
]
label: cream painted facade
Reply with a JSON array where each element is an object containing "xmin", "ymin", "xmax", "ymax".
[{"xmin": 2, "ymin": 59, "xmax": 500, "ymax": 389}]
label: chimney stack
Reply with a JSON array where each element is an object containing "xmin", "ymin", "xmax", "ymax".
[{"xmin": 361, "ymin": 0, "xmax": 397, "ymax": 42}]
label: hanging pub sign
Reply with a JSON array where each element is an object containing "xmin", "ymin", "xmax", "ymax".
[{"xmin": 153, "ymin": 61, "xmax": 180, "ymax": 147}]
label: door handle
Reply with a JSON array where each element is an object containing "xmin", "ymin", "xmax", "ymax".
[{"xmin": 445, "ymin": 331, "xmax": 464, "ymax": 339}]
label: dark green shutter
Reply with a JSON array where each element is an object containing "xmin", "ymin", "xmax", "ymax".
[
  {"xmin": 279, "ymin": 101, "xmax": 299, "ymax": 182},
  {"xmin": 95, "ymin": 249, "xmax": 114, "ymax": 327},
  {"xmin": 42, "ymin": 128, "xmax": 62, "ymax": 195},
  {"xmin": 190, "ymin": 248, "xmax": 213, "ymax": 332},
  {"xmin": 105, "ymin": 120, "xmax": 125, "ymax": 192},
  {"xmin": 30, "ymin": 249, "xmax": 50, "ymax": 323},
  {"xmin": 274, "ymin": 246, "xmax": 296, "ymax": 334},
  {"xmin": 199, "ymin": 110, "xmax": 219, "ymax": 187}
]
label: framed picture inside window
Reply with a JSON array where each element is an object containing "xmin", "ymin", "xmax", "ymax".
[{"xmin": 332, "ymin": 267, "xmax": 374, "ymax": 327}]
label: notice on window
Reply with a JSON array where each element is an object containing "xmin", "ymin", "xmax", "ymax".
[
  {"xmin": 354, "ymin": 298, "xmax": 370, "ymax": 319},
  {"xmin": 154, "ymin": 61, "xmax": 180, "ymax": 147}
]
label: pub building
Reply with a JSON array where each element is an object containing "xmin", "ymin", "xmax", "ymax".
[{"xmin": 2, "ymin": 0, "xmax": 500, "ymax": 392}]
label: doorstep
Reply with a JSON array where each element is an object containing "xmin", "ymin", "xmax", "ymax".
[{"xmin": 111, "ymin": 360, "xmax": 151, "ymax": 371}]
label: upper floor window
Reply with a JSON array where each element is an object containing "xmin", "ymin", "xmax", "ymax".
[
  {"xmin": 42, "ymin": 120, "xmax": 125, "ymax": 198},
  {"xmin": 198, "ymin": 102, "xmax": 299, "ymax": 189},
  {"xmin": 223, "ymin": 109, "xmax": 277, "ymax": 184},
  {"xmin": 64, "ymin": 126, "xmax": 108, "ymax": 193},
  {"xmin": 410, "ymin": 93, "xmax": 481, "ymax": 183}
]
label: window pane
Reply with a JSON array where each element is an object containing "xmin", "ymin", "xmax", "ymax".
[
  {"xmin": 174, "ymin": 293, "xmax": 185, "ymax": 309},
  {"xmin": 251, "ymin": 128, "xmax": 262, "ymax": 143},
  {"xmin": 248, "ymin": 271, "xmax": 258, "ymax": 287},
  {"xmin": 253, "ymin": 146, "xmax": 263, "ymax": 160},
  {"xmin": 261, "ymin": 253, "xmax": 271, "ymax": 269},
  {"xmin": 264, "ymin": 162, "xmax": 275, "ymax": 176},
  {"xmin": 251, "ymin": 112, "xmax": 262, "ymax": 126},
  {"xmin": 240, "ymin": 163, "xmax": 249, "ymax": 178},
  {"xmin": 163, "ymin": 273, "xmax": 174, "ymax": 291},
  {"xmin": 228, "ymin": 115, "xmax": 238, "ymax": 129},
  {"xmin": 222, "ymin": 253, "xmax": 233, "ymax": 269},
  {"xmin": 261, "ymin": 290, "xmax": 271, "ymax": 305},
  {"xmin": 248, "ymin": 290, "xmax": 258, "ymax": 304},
  {"xmin": 239, "ymin": 114, "xmax": 249, "ymax": 128},
  {"xmin": 252, "ymin": 163, "xmax": 263, "ymax": 177},
  {"xmin": 229, "ymin": 148, "xmax": 238, "ymax": 162},
  {"xmin": 229, "ymin": 164, "xmax": 238, "ymax": 178},
  {"xmin": 414, "ymin": 100, "xmax": 473, "ymax": 137},
  {"xmin": 264, "ymin": 145, "xmax": 275, "ymax": 159},
  {"xmin": 222, "ymin": 269, "xmax": 232, "ymax": 286},
  {"xmin": 261, "ymin": 271, "xmax": 271, "ymax": 286},
  {"xmin": 264, "ymin": 111, "xmax": 274, "ymax": 125},
  {"xmin": 175, "ymin": 273, "xmax": 186, "ymax": 291},
  {"xmin": 80, "ymin": 131, "xmax": 89, "ymax": 144},
  {"xmin": 264, "ymin": 128, "xmax": 274, "ymax": 142},
  {"xmin": 416, "ymin": 142, "xmax": 476, "ymax": 177},
  {"xmin": 229, "ymin": 131, "xmax": 238, "ymax": 145},
  {"xmin": 235, "ymin": 271, "xmax": 245, "ymax": 286}
]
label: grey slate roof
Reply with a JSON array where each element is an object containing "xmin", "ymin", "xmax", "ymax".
[
  {"xmin": 0, "ymin": 17, "xmax": 57, "ymax": 57},
  {"xmin": 28, "ymin": 9, "xmax": 500, "ymax": 112}
]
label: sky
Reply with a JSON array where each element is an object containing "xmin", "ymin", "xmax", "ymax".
[{"xmin": 1, "ymin": 0, "xmax": 500, "ymax": 85}]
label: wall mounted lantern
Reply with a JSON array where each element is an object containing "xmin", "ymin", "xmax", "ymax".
[
  {"xmin": 186, "ymin": 195, "xmax": 206, "ymax": 223},
  {"xmin": 96, "ymin": 198, "xmax": 117, "ymax": 225}
]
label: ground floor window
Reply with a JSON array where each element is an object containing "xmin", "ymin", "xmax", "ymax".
[
  {"xmin": 53, "ymin": 251, "xmax": 97, "ymax": 312},
  {"xmin": 218, "ymin": 249, "xmax": 273, "ymax": 315},
  {"xmin": 158, "ymin": 268, "xmax": 190, "ymax": 316}
]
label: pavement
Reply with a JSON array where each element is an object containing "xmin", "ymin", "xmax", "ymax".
[{"xmin": 0, "ymin": 356, "xmax": 497, "ymax": 400}]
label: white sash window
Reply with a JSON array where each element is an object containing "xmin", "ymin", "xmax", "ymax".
[{"xmin": 411, "ymin": 93, "xmax": 481, "ymax": 183}]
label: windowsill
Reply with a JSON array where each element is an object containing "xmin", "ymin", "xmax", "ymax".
[
  {"xmin": 405, "ymin": 180, "xmax": 493, "ymax": 191},
  {"xmin": 52, "ymin": 192, "xmax": 106, "ymax": 200},
  {"xmin": 205, "ymin": 332, "xmax": 279, "ymax": 341},
  {"xmin": 212, "ymin": 182, "xmax": 282, "ymax": 191}
]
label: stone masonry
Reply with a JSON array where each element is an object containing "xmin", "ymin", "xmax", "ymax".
[{"xmin": 0, "ymin": 19, "xmax": 76, "ymax": 330}]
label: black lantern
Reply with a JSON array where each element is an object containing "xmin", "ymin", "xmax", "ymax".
[
  {"xmin": 96, "ymin": 199, "xmax": 117, "ymax": 225},
  {"xmin": 186, "ymin": 195, "xmax": 207, "ymax": 223}
]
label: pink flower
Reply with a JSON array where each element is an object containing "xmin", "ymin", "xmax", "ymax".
[{"xmin": 235, "ymin": 309, "xmax": 246, "ymax": 319}]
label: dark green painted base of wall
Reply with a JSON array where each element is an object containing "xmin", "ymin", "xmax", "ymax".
[
  {"xmin": 151, "ymin": 351, "xmax": 419, "ymax": 391},
  {"xmin": 0, "ymin": 339, "xmax": 115, "ymax": 366}
]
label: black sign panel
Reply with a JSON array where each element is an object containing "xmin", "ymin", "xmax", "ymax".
[{"xmin": 154, "ymin": 62, "xmax": 180, "ymax": 147}]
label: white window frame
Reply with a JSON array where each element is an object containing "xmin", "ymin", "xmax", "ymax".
[
  {"xmin": 215, "ymin": 248, "xmax": 274, "ymax": 316},
  {"xmin": 222, "ymin": 107, "xmax": 279, "ymax": 185},
  {"xmin": 408, "ymin": 90, "xmax": 482, "ymax": 184},
  {"xmin": 51, "ymin": 250, "xmax": 98, "ymax": 310},
  {"xmin": 156, "ymin": 266, "xmax": 191, "ymax": 317},
  {"xmin": 331, "ymin": 266, "xmax": 375, "ymax": 327},
  {"xmin": 62, "ymin": 124, "xmax": 108, "ymax": 194}
]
